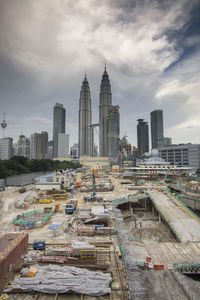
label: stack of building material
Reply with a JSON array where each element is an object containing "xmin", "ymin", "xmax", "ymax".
[
  {"xmin": 35, "ymin": 255, "xmax": 76, "ymax": 263},
  {"xmin": 91, "ymin": 205, "xmax": 105, "ymax": 216},
  {"xmin": 76, "ymin": 208, "xmax": 91, "ymax": 222},
  {"xmin": 46, "ymin": 246, "xmax": 73, "ymax": 257},
  {"xmin": 72, "ymin": 241, "xmax": 96, "ymax": 257},
  {"xmin": 77, "ymin": 225, "xmax": 115, "ymax": 236},
  {"xmin": 84, "ymin": 215, "xmax": 110, "ymax": 226},
  {"xmin": 95, "ymin": 227, "xmax": 116, "ymax": 235},
  {"xmin": 77, "ymin": 226, "xmax": 95, "ymax": 236}
]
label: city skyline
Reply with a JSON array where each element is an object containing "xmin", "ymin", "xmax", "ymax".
[{"xmin": 0, "ymin": 0, "xmax": 200, "ymax": 146}]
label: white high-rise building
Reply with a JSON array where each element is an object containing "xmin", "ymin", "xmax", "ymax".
[
  {"xmin": 0, "ymin": 138, "xmax": 13, "ymax": 160},
  {"xmin": 58, "ymin": 134, "xmax": 69, "ymax": 158},
  {"xmin": 70, "ymin": 143, "xmax": 79, "ymax": 158},
  {"xmin": 14, "ymin": 135, "xmax": 30, "ymax": 158}
]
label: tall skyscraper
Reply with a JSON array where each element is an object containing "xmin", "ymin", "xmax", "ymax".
[
  {"xmin": 78, "ymin": 75, "xmax": 93, "ymax": 157},
  {"xmin": 151, "ymin": 109, "xmax": 164, "ymax": 149},
  {"xmin": 48, "ymin": 140, "xmax": 53, "ymax": 159},
  {"xmin": 0, "ymin": 138, "xmax": 13, "ymax": 160},
  {"xmin": 118, "ymin": 135, "xmax": 132, "ymax": 166},
  {"xmin": 30, "ymin": 132, "xmax": 48, "ymax": 159},
  {"xmin": 99, "ymin": 67, "xmax": 112, "ymax": 157},
  {"xmin": 58, "ymin": 133, "xmax": 69, "ymax": 158},
  {"xmin": 137, "ymin": 119, "xmax": 149, "ymax": 156},
  {"xmin": 107, "ymin": 105, "xmax": 120, "ymax": 161},
  {"xmin": 164, "ymin": 137, "xmax": 172, "ymax": 146},
  {"xmin": 15, "ymin": 135, "xmax": 30, "ymax": 158},
  {"xmin": 53, "ymin": 103, "xmax": 66, "ymax": 158},
  {"xmin": 70, "ymin": 143, "xmax": 79, "ymax": 158}
]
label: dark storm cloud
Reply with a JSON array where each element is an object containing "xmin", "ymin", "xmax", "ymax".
[
  {"xmin": 0, "ymin": 0, "xmax": 199, "ymax": 146},
  {"xmin": 164, "ymin": 2, "xmax": 200, "ymax": 72},
  {"xmin": 0, "ymin": 52, "xmax": 38, "ymax": 94}
]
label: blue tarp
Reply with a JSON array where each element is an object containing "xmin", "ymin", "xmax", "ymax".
[
  {"xmin": 41, "ymin": 173, "xmax": 54, "ymax": 178},
  {"xmin": 48, "ymin": 224, "xmax": 61, "ymax": 230}
]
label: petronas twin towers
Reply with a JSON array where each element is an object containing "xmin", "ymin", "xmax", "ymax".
[
  {"xmin": 78, "ymin": 67, "xmax": 120, "ymax": 161},
  {"xmin": 78, "ymin": 75, "xmax": 93, "ymax": 157}
]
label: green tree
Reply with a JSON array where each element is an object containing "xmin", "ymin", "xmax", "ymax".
[{"xmin": 0, "ymin": 157, "xmax": 82, "ymax": 179}]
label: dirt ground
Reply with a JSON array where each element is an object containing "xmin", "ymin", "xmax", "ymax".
[
  {"xmin": 1, "ymin": 173, "xmax": 200, "ymax": 300},
  {"xmin": 0, "ymin": 175, "xmax": 131, "ymax": 299},
  {"xmin": 123, "ymin": 210, "xmax": 176, "ymax": 242}
]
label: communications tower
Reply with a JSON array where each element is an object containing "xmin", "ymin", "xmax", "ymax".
[{"xmin": 1, "ymin": 112, "xmax": 7, "ymax": 137}]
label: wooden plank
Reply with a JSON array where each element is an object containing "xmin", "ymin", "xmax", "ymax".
[{"xmin": 33, "ymin": 293, "xmax": 39, "ymax": 300}]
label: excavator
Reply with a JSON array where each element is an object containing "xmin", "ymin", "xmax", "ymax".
[{"xmin": 84, "ymin": 174, "xmax": 103, "ymax": 202}]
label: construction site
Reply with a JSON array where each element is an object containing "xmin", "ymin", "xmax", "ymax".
[{"xmin": 0, "ymin": 168, "xmax": 200, "ymax": 300}]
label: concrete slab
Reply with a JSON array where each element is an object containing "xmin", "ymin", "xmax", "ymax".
[{"xmin": 148, "ymin": 190, "xmax": 200, "ymax": 242}]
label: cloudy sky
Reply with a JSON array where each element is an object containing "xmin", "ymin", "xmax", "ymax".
[{"xmin": 0, "ymin": 0, "xmax": 200, "ymax": 148}]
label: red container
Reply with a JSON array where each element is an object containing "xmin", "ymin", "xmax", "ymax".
[
  {"xmin": 153, "ymin": 264, "xmax": 159, "ymax": 270},
  {"xmin": 159, "ymin": 264, "xmax": 164, "ymax": 270},
  {"xmin": 146, "ymin": 257, "xmax": 151, "ymax": 262}
]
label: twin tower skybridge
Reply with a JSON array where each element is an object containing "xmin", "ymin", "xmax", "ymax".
[{"xmin": 88, "ymin": 123, "xmax": 99, "ymax": 132}]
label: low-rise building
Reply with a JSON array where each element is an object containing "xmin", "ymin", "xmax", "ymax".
[
  {"xmin": 125, "ymin": 149, "xmax": 193, "ymax": 178},
  {"xmin": 80, "ymin": 156, "xmax": 110, "ymax": 168},
  {"xmin": 158, "ymin": 144, "xmax": 200, "ymax": 169},
  {"xmin": 35, "ymin": 173, "xmax": 61, "ymax": 190},
  {"xmin": 53, "ymin": 170, "xmax": 73, "ymax": 188}
]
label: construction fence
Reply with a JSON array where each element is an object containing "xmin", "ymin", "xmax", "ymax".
[
  {"xmin": 112, "ymin": 194, "xmax": 149, "ymax": 300},
  {"xmin": 12, "ymin": 208, "xmax": 54, "ymax": 228}
]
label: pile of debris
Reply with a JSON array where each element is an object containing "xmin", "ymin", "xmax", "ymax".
[{"xmin": 76, "ymin": 205, "xmax": 115, "ymax": 236}]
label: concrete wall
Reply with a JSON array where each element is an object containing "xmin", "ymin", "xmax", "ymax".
[
  {"xmin": 0, "ymin": 233, "xmax": 28, "ymax": 283},
  {"xmin": 6, "ymin": 172, "xmax": 49, "ymax": 186},
  {"xmin": 0, "ymin": 179, "xmax": 5, "ymax": 188}
]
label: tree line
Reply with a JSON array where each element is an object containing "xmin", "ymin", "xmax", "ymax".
[{"xmin": 0, "ymin": 156, "xmax": 81, "ymax": 179}]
